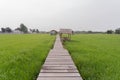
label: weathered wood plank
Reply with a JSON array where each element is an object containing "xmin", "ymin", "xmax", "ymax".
[
  {"xmin": 45, "ymin": 59, "xmax": 73, "ymax": 62},
  {"xmin": 39, "ymin": 73, "xmax": 80, "ymax": 77},
  {"xmin": 42, "ymin": 65, "xmax": 77, "ymax": 70},
  {"xmin": 37, "ymin": 77, "xmax": 82, "ymax": 80},
  {"xmin": 44, "ymin": 62, "xmax": 74, "ymax": 65},
  {"xmin": 41, "ymin": 69, "xmax": 78, "ymax": 73}
]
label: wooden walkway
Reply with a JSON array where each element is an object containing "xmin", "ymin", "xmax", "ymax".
[{"xmin": 37, "ymin": 35, "xmax": 83, "ymax": 80}]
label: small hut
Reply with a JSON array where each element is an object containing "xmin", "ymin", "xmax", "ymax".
[
  {"xmin": 50, "ymin": 30, "xmax": 57, "ymax": 35},
  {"xmin": 59, "ymin": 29, "xmax": 73, "ymax": 41}
]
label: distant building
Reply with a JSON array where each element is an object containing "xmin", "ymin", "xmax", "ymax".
[
  {"xmin": 59, "ymin": 29, "xmax": 73, "ymax": 34},
  {"xmin": 50, "ymin": 30, "xmax": 57, "ymax": 35},
  {"xmin": 59, "ymin": 29, "xmax": 73, "ymax": 41}
]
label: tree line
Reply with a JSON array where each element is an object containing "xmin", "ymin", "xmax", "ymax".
[
  {"xmin": 107, "ymin": 28, "xmax": 120, "ymax": 34},
  {"xmin": 74, "ymin": 28, "xmax": 120, "ymax": 34},
  {"xmin": 0, "ymin": 23, "xmax": 40, "ymax": 33}
]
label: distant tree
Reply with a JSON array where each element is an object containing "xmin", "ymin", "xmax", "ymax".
[
  {"xmin": 15, "ymin": 27, "xmax": 21, "ymax": 31},
  {"xmin": 5, "ymin": 27, "xmax": 12, "ymax": 33},
  {"xmin": 20, "ymin": 23, "xmax": 28, "ymax": 33},
  {"xmin": 115, "ymin": 28, "xmax": 120, "ymax": 34},
  {"xmin": 107, "ymin": 30, "xmax": 113, "ymax": 34},
  {"xmin": 29, "ymin": 29, "xmax": 33, "ymax": 32},
  {"xmin": 36, "ymin": 29, "xmax": 39, "ymax": 33},
  {"xmin": 1, "ymin": 28, "xmax": 6, "ymax": 33},
  {"xmin": 29, "ymin": 28, "xmax": 39, "ymax": 33},
  {"xmin": 32, "ymin": 29, "xmax": 36, "ymax": 33},
  {"xmin": 88, "ymin": 31, "xmax": 92, "ymax": 33},
  {"xmin": 1, "ymin": 27, "xmax": 12, "ymax": 33},
  {"xmin": 29, "ymin": 29, "xmax": 35, "ymax": 33}
]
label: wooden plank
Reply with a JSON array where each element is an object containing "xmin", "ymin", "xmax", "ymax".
[
  {"xmin": 48, "ymin": 54, "xmax": 69, "ymax": 56},
  {"xmin": 37, "ymin": 77, "xmax": 82, "ymax": 80},
  {"xmin": 43, "ymin": 64, "xmax": 75, "ymax": 66},
  {"xmin": 40, "ymin": 69, "xmax": 78, "ymax": 73},
  {"xmin": 45, "ymin": 59, "xmax": 73, "ymax": 62},
  {"xmin": 46, "ymin": 57, "xmax": 71, "ymax": 59},
  {"xmin": 47, "ymin": 56, "xmax": 71, "ymax": 58},
  {"xmin": 39, "ymin": 73, "xmax": 80, "ymax": 77},
  {"xmin": 44, "ymin": 62, "xmax": 74, "ymax": 65},
  {"xmin": 42, "ymin": 65, "xmax": 77, "ymax": 70}
]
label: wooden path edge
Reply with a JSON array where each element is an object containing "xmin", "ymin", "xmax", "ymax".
[{"xmin": 36, "ymin": 35, "xmax": 83, "ymax": 80}]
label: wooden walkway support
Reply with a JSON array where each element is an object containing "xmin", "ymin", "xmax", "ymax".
[{"xmin": 37, "ymin": 35, "xmax": 83, "ymax": 80}]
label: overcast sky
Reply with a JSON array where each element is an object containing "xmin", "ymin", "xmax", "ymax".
[{"xmin": 0, "ymin": 0, "xmax": 120, "ymax": 31}]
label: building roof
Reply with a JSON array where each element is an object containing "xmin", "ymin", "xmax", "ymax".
[{"xmin": 59, "ymin": 29, "xmax": 73, "ymax": 34}]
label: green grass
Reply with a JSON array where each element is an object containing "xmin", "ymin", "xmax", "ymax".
[
  {"xmin": 64, "ymin": 34, "xmax": 120, "ymax": 80},
  {"xmin": 0, "ymin": 34, "xmax": 55, "ymax": 80}
]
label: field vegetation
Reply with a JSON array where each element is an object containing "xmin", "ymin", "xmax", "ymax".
[
  {"xmin": 0, "ymin": 34, "xmax": 55, "ymax": 80},
  {"xmin": 65, "ymin": 34, "xmax": 120, "ymax": 80}
]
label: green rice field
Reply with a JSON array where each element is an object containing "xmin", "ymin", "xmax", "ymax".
[
  {"xmin": 65, "ymin": 34, "xmax": 120, "ymax": 80},
  {"xmin": 0, "ymin": 34, "xmax": 55, "ymax": 80}
]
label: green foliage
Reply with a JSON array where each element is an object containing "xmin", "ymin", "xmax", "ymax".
[
  {"xmin": 115, "ymin": 28, "xmax": 120, "ymax": 34},
  {"xmin": 1, "ymin": 28, "xmax": 6, "ymax": 32},
  {"xmin": 1, "ymin": 27, "xmax": 12, "ymax": 33},
  {"xmin": 65, "ymin": 34, "xmax": 120, "ymax": 80},
  {"xmin": 30, "ymin": 29, "xmax": 40, "ymax": 33},
  {"xmin": 106, "ymin": 30, "xmax": 113, "ymax": 34},
  {"xmin": 20, "ymin": 23, "xmax": 28, "ymax": 33},
  {"xmin": 0, "ymin": 34, "xmax": 55, "ymax": 80}
]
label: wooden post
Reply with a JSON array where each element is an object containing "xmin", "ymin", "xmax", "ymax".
[
  {"xmin": 70, "ymin": 34, "xmax": 71, "ymax": 40},
  {"xmin": 68, "ymin": 34, "xmax": 69, "ymax": 40}
]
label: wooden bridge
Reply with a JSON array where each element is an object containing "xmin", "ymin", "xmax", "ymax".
[{"xmin": 37, "ymin": 35, "xmax": 83, "ymax": 80}]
